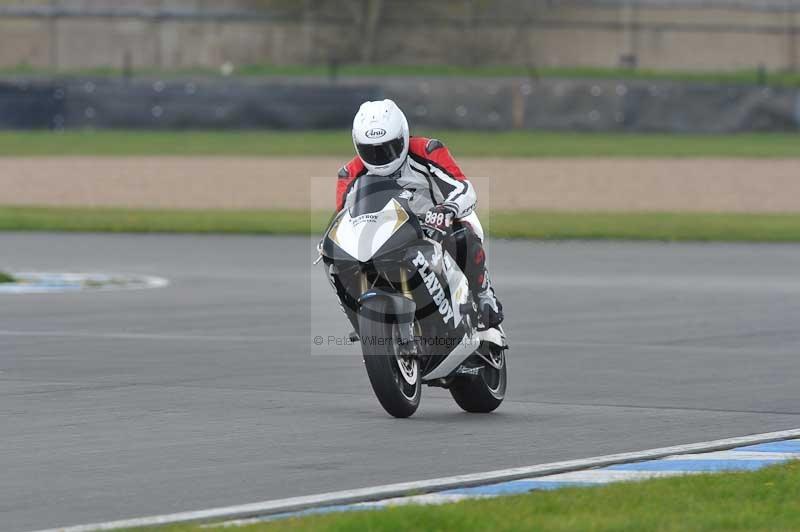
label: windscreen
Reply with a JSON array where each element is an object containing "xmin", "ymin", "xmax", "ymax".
[{"xmin": 349, "ymin": 174, "xmax": 406, "ymax": 217}]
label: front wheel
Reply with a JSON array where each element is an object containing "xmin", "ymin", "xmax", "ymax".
[
  {"xmin": 450, "ymin": 345, "xmax": 506, "ymax": 413},
  {"xmin": 359, "ymin": 298, "xmax": 421, "ymax": 418}
]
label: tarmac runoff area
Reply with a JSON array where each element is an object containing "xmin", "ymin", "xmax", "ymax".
[{"xmin": 2, "ymin": 232, "xmax": 800, "ymax": 531}]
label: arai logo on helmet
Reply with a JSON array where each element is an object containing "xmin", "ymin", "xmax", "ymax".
[{"xmin": 365, "ymin": 128, "xmax": 386, "ymax": 139}]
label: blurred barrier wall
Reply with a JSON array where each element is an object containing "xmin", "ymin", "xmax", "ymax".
[
  {"xmin": 382, "ymin": 78, "xmax": 800, "ymax": 132},
  {"xmin": 0, "ymin": 77, "xmax": 798, "ymax": 132},
  {"xmin": 0, "ymin": 79, "xmax": 381, "ymax": 129},
  {"xmin": 1, "ymin": 0, "xmax": 800, "ymax": 73}
]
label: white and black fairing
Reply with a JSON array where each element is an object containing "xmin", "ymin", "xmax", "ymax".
[
  {"xmin": 320, "ymin": 174, "xmax": 493, "ymax": 382},
  {"xmin": 321, "ymin": 174, "xmax": 423, "ymax": 264}
]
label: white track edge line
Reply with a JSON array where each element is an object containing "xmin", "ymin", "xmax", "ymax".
[{"xmin": 37, "ymin": 427, "xmax": 800, "ymax": 532}]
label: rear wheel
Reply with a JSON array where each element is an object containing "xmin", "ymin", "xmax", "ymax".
[
  {"xmin": 359, "ymin": 298, "xmax": 421, "ymax": 418},
  {"xmin": 450, "ymin": 344, "xmax": 506, "ymax": 413}
]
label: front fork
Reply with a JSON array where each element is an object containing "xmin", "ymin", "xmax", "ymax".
[{"xmin": 329, "ymin": 263, "xmax": 420, "ymax": 355}]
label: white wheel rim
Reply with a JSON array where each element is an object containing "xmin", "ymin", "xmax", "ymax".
[{"xmin": 396, "ymin": 356, "xmax": 418, "ymax": 386}]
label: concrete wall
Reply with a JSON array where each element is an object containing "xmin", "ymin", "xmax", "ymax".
[{"xmin": 0, "ymin": 1, "xmax": 799, "ymax": 72}]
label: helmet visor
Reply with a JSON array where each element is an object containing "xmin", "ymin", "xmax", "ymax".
[{"xmin": 356, "ymin": 136, "xmax": 405, "ymax": 167}]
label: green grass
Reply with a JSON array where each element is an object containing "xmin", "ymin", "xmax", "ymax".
[
  {"xmin": 5, "ymin": 63, "xmax": 800, "ymax": 87},
  {"xmin": 4, "ymin": 207, "xmax": 800, "ymax": 242},
  {"xmin": 0, "ymin": 207, "xmax": 330, "ymax": 235},
  {"xmin": 129, "ymin": 461, "xmax": 800, "ymax": 532},
  {"xmin": 0, "ymin": 271, "xmax": 15, "ymax": 283},
  {"xmin": 1, "ymin": 131, "xmax": 799, "ymax": 158},
  {"xmin": 488, "ymin": 211, "xmax": 800, "ymax": 242}
]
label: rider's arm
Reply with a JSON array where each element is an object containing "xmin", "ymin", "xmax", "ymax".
[
  {"xmin": 336, "ymin": 157, "xmax": 366, "ymax": 211},
  {"xmin": 416, "ymin": 138, "xmax": 477, "ymax": 218}
]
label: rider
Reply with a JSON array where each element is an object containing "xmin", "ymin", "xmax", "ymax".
[{"xmin": 335, "ymin": 99, "xmax": 503, "ymax": 329}]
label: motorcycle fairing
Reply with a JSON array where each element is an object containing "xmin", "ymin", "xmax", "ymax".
[
  {"xmin": 421, "ymin": 333, "xmax": 481, "ymax": 381},
  {"xmin": 441, "ymin": 250, "xmax": 470, "ymax": 328},
  {"xmin": 329, "ymin": 198, "xmax": 410, "ymax": 263},
  {"xmin": 409, "ymin": 245, "xmax": 469, "ymax": 330}
]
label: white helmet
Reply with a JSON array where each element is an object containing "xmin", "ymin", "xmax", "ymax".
[{"xmin": 352, "ymin": 99, "xmax": 409, "ymax": 176}]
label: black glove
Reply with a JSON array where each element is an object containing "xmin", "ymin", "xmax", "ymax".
[{"xmin": 422, "ymin": 204, "xmax": 457, "ymax": 241}]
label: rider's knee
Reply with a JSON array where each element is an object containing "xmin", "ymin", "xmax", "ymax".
[{"xmin": 457, "ymin": 211, "xmax": 485, "ymax": 242}]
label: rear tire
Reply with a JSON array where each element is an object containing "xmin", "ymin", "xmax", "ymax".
[
  {"xmin": 359, "ymin": 298, "xmax": 421, "ymax": 418},
  {"xmin": 450, "ymin": 346, "xmax": 506, "ymax": 413}
]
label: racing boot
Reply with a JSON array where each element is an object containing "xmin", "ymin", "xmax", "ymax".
[
  {"xmin": 475, "ymin": 269, "xmax": 504, "ymax": 330},
  {"xmin": 464, "ymin": 238, "xmax": 503, "ymax": 330}
]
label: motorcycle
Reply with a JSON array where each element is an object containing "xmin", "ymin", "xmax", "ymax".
[{"xmin": 318, "ymin": 174, "xmax": 507, "ymax": 418}]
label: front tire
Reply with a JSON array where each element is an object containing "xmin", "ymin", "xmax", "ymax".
[
  {"xmin": 359, "ymin": 298, "xmax": 421, "ymax": 418},
  {"xmin": 450, "ymin": 345, "xmax": 506, "ymax": 413}
]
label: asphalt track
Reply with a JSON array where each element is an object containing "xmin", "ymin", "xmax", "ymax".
[{"xmin": 2, "ymin": 233, "xmax": 799, "ymax": 531}]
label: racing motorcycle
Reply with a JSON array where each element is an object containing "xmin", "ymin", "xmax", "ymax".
[{"xmin": 317, "ymin": 174, "xmax": 507, "ymax": 418}]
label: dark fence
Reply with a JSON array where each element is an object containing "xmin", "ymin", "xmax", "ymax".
[
  {"xmin": 0, "ymin": 82, "xmax": 65, "ymax": 129},
  {"xmin": 0, "ymin": 77, "xmax": 798, "ymax": 132},
  {"xmin": 0, "ymin": 78, "xmax": 381, "ymax": 130},
  {"xmin": 379, "ymin": 78, "xmax": 800, "ymax": 133}
]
